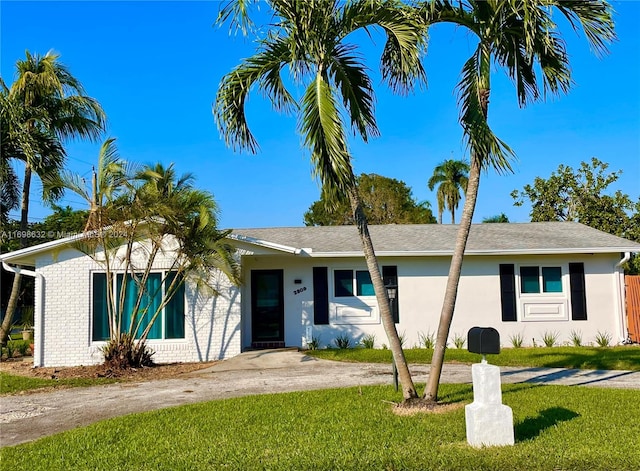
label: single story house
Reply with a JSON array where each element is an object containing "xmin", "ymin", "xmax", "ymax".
[{"xmin": 2, "ymin": 221, "xmax": 639, "ymax": 367}]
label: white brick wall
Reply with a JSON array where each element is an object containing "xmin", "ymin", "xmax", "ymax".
[{"xmin": 34, "ymin": 244, "xmax": 241, "ymax": 367}]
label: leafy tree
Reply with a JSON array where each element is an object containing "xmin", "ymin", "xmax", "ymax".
[
  {"xmin": 215, "ymin": 0, "xmax": 427, "ymax": 401},
  {"xmin": 482, "ymin": 213, "xmax": 509, "ymax": 223},
  {"xmin": 304, "ymin": 173, "xmax": 436, "ymax": 226},
  {"xmin": 0, "ymin": 50, "xmax": 106, "ymax": 345},
  {"xmin": 57, "ymin": 139, "xmax": 240, "ymax": 368},
  {"xmin": 511, "ymin": 158, "xmax": 637, "ymax": 238},
  {"xmin": 419, "ymin": 0, "xmax": 615, "ymax": 403},
  {"xmin": 512, "ymin": 158, "xmax": 640, "ymax": 273},
  {"xmin": 427, "ymin": 159, "xmax": 469, "ymax": 224}
]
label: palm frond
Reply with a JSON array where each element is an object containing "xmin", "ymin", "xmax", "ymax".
[
  {"xmin": 300, "ymin": 73, "xmax": 355, "ymax": 197},
  {"xmin": 215, "ymin": 0, "xmax": 260, "ymax": 35},
  {"xmin": 214, "ymin": 37, "xmax": 296, "ymax": 153},
  {"xmin": 456, "ymin": 49, "xmax": 515, "ymax": 174},
  {"xmin": 554, "ymin": 0, "xmax": 616, "ymax": 58},
  {"xmin": 328, "ymin": 43, "xmax": 379, "ymax": 141}
]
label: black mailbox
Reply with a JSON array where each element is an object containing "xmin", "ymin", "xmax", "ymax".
[{"xmin": 467, "ymin": 327, "xmax": 500, "ymax": 355}]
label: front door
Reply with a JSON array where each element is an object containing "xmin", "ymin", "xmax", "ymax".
[{"xmin": 251, "ymin": 270, "xmax": 284, "ymax": 346}]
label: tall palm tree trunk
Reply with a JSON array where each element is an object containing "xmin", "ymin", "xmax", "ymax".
[
  {"xmin": 423, "ymin": 156, "xmax": 481, "ymax": 401},
  {"xmin": 348, "ymin": 186, "xmax": 418, "ymax": 401},
  {"xmin": 0, "ymin": 164, "xmax": 33, "ymax": 344},
  {"xmin": 424, "ymin": 64, "xmax": 490, "ymax": 402}
]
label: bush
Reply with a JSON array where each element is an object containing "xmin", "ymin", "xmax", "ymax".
[
  {"xmin": 542, "ymin": 330, "xmax": 559, "ymax": 347},
  {"xmin": 595, "ymin": 330, "xmax": 612, "ymax": 347},
  {"xmin": 452, "ymin": 333, "xmax": 466, "ymax": 349},
  {"xmin": 333, "ymin": 334, "xmax": 352, "ymax": 349},
  {"xmin": 102, "ymin": 334, "xmax": 154, "ymax": 369},
  {"xmin": 570, "ymin": 330, "xmax": 583, "ymax": 347},
  {"xmin": 418, "ymin": 330, "xmax": 435, "ymax": 349},
  {"xmin": 306, "ymin": 336, "xmax": 321, "ymax": 350},
  {"xmin": 509, "ymin": 333, "xmax": 524, "ymax": 348},
  {"xmin": 360, "ymin": 333, "xmax": 375, "ymax": 349}
]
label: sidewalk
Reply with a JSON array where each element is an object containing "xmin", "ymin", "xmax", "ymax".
[{"xmin": 2, "ymin": 349, "xmax": 639, "ymax": 448}]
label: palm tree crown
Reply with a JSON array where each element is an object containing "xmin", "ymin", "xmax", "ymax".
[{"xmin": 427, "ymin": 159, "xmax": 469, "ymax": 224}]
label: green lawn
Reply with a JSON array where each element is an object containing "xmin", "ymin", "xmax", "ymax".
[
  {"xmin": 2, "ymin": 384, "xmax": 639, "ymax": 470},
  {"xmin": 0, "ymin": 372, "xmax": 118, "ymax": 395},
  {"xmin": 307, "ymin": 346, "xmax": 640, "ymax": 371}
]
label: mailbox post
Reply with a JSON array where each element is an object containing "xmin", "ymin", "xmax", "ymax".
[
  {"xmin": 385, "ymin": 283, "xmax": 399, "ymax": 392},
  {"xmin": 465, "ymin": 326, "xmax": 514, "ymax": 448}
]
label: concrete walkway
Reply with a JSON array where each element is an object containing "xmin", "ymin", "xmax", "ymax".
[{"xmin": 2, "ymin": 349, "xmax": 639, "ymax": 448}]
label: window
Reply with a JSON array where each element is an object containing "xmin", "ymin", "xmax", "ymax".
[
  {"xmin": 92, "ymin": 271, "xmax": 185, "ymax": 341},
  {"xmin": 334, "ymin": 270, "xmax": 374, "ymax": 297},
  {"xmin": 520, "ymin": 266, "xmax": 563, "ymax": 294}
]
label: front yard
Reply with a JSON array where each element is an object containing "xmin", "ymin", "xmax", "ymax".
[{"xmin": 2, "ymin": 383, "xmax": 639, "ymax": 470}]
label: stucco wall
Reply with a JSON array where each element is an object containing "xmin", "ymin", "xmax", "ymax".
[
  {"xmin": 32, "ymin": 241, "xmax": 626, "ymax": 367},
  {"xmin": 34, "ymin": 244, "xmax": 241, "ymax": 367},
  {"xmin": 241, "ymin": 253, "xmax": 626, "ymax": 350}
]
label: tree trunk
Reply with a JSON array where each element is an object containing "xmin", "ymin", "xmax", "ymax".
[
  {"xmin": 423, "ymin": 156, "xmax": 481, "ymax": 402},
  {"xmin": 347, "ymin": 186, "xmax": 418, "ymax": 400},
  {"xmin": 1, "ymin": 164, "xmax": 33, "ymax": 345},
  {"xmin": 451, "ymin": 206, "xmax": 456, "ymax": 224},
  {"xmin": 424, "ymin": 47, "xmax": 491, "ymax": 401},
  {"xmin": 20, "ymin": 165, "xmax": 32, "ymax": 244},
  {"xmin": 0, "ymin": 272, "xmax": 21, "ymax": 345}
]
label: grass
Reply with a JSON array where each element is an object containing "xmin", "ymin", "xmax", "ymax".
[
  {"xmin": 307, "ymin": 346, "xmax": 640, "ymax": 371},
  {"xmin": 0, "ymin": 372, "xmax": 118, "ymax": 395},
  {"xmin": 2, "ymin": 384, "xmax": 639, "ymax": 470}
]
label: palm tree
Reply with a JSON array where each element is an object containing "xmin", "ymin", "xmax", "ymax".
[
  {"xmin": 427, "ymin": 159, "xmax": 469, "ymax": 224},
  {"xmin": 0, "ymin": 50, "xmax": 106, "ymax": 345},
  {"xmin": 483, "ymin": 213, "xmax": 509, "ymax": 223},
  {"xmin": 56, "ymin": 142, "xmax": 240, "ymax": 368},
  {"xmin": 418, "ymin": 0, "xmax": 615, "ymax": 403},
  {"xmin": 215, "ymin": 0, "xmax": 427, "ymax": 401}
]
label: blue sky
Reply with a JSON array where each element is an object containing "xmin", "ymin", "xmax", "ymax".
[{"xmin": 2, "ymin": 1, "xmax": 639, "ymax": 229}]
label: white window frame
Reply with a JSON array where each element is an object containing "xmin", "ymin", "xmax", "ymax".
[{"xmin": 516, "ymin": 263, "xmax": 569, "ymax": 322}]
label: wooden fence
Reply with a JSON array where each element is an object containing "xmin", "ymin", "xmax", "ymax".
[{"xmin": 626, "ymin": 276, "xmax": 640, "ymax": 343}]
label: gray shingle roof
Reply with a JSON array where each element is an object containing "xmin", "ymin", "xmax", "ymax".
[{"xmin": 231, "ymin": 222, "xmax": 640, "ymax": 256}]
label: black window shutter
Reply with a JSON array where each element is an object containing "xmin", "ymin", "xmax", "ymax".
[
  {"xmin": 382, "ymin": 266, "xmax": 399, "ymax": 323},
  {"xmin": 313, "ymin": 267, "xmax": 329, "ymax": 325},
  {"xmin": 499, "ymin": 264, "xmax": 517, "ymax": 322},
  {"xmin": 569, "ymin": 262, "xmax": 588, "ymax": 320}
]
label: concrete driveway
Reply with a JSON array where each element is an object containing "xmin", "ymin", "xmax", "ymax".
[{"xmin": 2, "ymin": 349, "xmax": 639, "ymax": 448}]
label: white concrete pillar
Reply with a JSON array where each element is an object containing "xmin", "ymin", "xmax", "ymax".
[{"xmin": 465, "ymin": 362, "xmax": 515, "ymax": 447}]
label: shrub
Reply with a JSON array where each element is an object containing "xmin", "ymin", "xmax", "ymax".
[
  {"xmin": 509, "ymin": 333, "xmax": 524, "ymax": 348},
  {"xmin": 418, "ymin": 330, "xmax": 435, "ymax": 349},
  {"xmin": 306, "ymin": 336, "xmax": 321, "ymax": 350},
  {"xmin": 333, "ymin": 334, "xmax": 352, "ymax": 350},
  {"xmin": 452, "ymin": 333, "xmax": 465, "ymax": 349},
  {"xmin": 102, "ymin": 334, "xmax": 154, "ymax": 369},
  {"xmin": 360, "ymin": 333, "xmax": 375, "ymax": 349},
  {"xmin": 595, "ymin": 330, "xmax": 612, "ymax": 347},
  {"xmin": 542, "ymin": 330, "xmax": 560, "ymax": 347},
  {"xmin": 570, "ymin": 330, "xmax": 583, "ymax": 347},
  {"xmin": 398, "ymin": 331, "xmax": 406, "ymax": 348}
]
